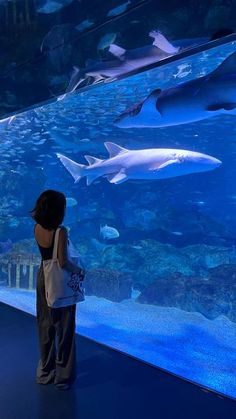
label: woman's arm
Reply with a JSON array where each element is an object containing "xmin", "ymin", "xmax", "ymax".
[{"xmin": 57, "ymin": 227, "xmax": 85, "ymax": 277}]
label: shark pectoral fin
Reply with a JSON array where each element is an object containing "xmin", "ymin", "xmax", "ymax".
[
  {"xmin": 108, "ymin": 44, "xmax": 126, "ymax": 60},
  {"xmin": 154, "ymin": 159, "xmax": 180, "ymax": 171},
  {"xmin": 206, "ymin": 103, "xmax": 236, "ymax": 111},
  {"xmin": 149, "ymin": 30, "xmax": 179, "ymax": 54},
  {"xmin": 106, "ymin": 171, "xmax": 128, "ymax": 184},
  {"xmin": 86, "ymin": 173, "xmax": 99, "ymax": 186},
  {"xmin": 84, "ymin": 155, "xmax": 103, "ymax": 165}
]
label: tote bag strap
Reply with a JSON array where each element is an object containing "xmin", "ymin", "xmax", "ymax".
[{"xmin": 52, "ymin": 228, "xmax": 61, "ymax": 261}]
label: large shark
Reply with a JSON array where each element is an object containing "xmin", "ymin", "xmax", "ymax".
[
  {"xmin": 57, "ymin": 31, "xmax": 181, "ymax": 100},
  {"xmin": 114, "ymin": 50, "xmax": 236, "ymax": 128},
  {"xmin": 57, "ymin": 32, "xmax": 207, "ymax": 101},
  {"xmin": 57, "ymin": 142, "xmax": 221, "ymax": 186}
]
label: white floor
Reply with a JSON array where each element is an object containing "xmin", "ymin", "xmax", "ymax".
[{"xmin": 0, "ymin": 285, "xmax": 235, "ymax": 399}]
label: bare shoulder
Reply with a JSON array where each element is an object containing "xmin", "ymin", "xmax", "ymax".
[{"xmin": 58, "ymin": 226, "xmax": 68, "ymax": 241}]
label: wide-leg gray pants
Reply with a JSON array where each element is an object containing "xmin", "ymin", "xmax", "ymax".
[{"xmin": 36, "ymin": 264, "xmax": 77, "ymax": 385}]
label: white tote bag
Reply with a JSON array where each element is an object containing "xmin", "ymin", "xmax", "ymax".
[{"xmin": 43, "ymin": 228, "xmax": 85, "ymax": 308}]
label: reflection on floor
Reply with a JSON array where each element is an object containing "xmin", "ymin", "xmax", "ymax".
[
  {"xmin": 0, "ymin": 302, "xmax": 235, "ymax": 419},
  {"xmin": 0, "ymin": 286, "xmax": 236, "ymax": 399}
]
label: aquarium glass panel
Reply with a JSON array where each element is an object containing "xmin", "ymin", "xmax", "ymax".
[{"xmin": 0, "ymin": 37, "xmax": 236, "ymax": 400}]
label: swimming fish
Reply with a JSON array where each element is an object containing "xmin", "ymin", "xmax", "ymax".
[
  {"xmin": 171, "ymin": 231, "xmax": 183, "ymax": 236},
  {"xmin": 97, "ymin": 33, "xmax": 117, "ymax": 52},
  {"xmin": 66, "ymin": 197, "xmax": 78, "ymax": 207},
  {"xmin": 56, "ymin": 142, "xmax": 221, "ymax": 186},
  {"xmin": 75, "ymin": 19, "xmax": 94, "ymax": 32},
  {"xmin": 107, "ymin": 1, "xmax": 131, "ymax": 17},
  {"xmin": 114, "ymin": 50, "xmax": 236, "ymax": 128},
  {"xmin": 37, "ymin": 0, "xmax": 73, "ymax": 14},
  {"xmin": 100, "ymin": 225, "xmax": 120, "ymax": 240}
]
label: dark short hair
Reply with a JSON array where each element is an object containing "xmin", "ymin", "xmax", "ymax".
[{"xmin": 31, "ymin": 190, "xmax": 66, "ymax": 230}]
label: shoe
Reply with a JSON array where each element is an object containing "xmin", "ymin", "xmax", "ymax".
[{"xmin": 55, "ymin": 383, "xmax": 71, "ymax": 391}]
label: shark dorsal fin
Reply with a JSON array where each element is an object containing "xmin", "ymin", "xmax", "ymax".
[
  {"xmin": 104, "ymin": 142, "xmax": 128, "ymax": 158},
  {"xmin": 109, "ymin": 44, "xmax": 126, "ymax": 60},
  {"xmin": 148, "ymin": 88, "xmax": 162, "ymax": 99},
  {"xmin": 149, "ymin": 30, "xmax": 179, "ymax": 54},
  {"xmin": 211, "ymin": 51, "xmax": 236, "ymax": 77},
  {"xmin": 84, "ymin": 155, "xmax": 102, "ymax": 165}
]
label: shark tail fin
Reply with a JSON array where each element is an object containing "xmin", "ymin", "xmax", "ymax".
[
  {"xmin": 149, "ymin": 30, "xmax": 179, "ymax": 54},
  {"xmin": 57, "ymin": 153, "xmax": 85, "ymax": 184},
  {"xmin": 57, "ymin": 67, "xmax": 85, "ymax": 102}
]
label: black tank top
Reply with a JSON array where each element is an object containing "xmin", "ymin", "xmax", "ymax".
[{"xmin": 34, "ymin": 225, "xmax": 57, "ymax": 261}]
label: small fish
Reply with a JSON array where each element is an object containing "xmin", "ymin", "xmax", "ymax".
[
  {"xmin": 10, "ymin": 170, "xmax": 21, "ymax": 174},
  {"xmin": 37, "ymin": 0, "xmax": 73, "ymax": 14},
  {"xmin": 37, "ymin": 138, "xmax": 47, "ymax": 145},
  {"xmin": 107, "ymin": 0, "xmax": 131, "ymax": 17},
  {"xmin": 171, "ymin": 231, "xmax": 183, "ymax": 236},
  {"xmin": 97, "ymin": 33, "xmax": 117, "ymax": 52},
  {"xmin": 173, "ymin": 64, "xmax": 192, "ymax": 79},
  {"xmin": 75, "ymin": 19, "xmax": 94, "ymax": 32},
  {"xmin": 66, "ymin": 197, "xmax": 78, "ymax": 207},
  {"xmin": 193, "ymin": 201, "xmax": 206, "ymax": 206},
  {"xmin": 100, "ymin": 224, "xmax": 120, "ymax": 240}
]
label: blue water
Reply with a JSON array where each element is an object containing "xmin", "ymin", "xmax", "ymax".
[{"xmin": 0, "ymin": 39, "xmax": 236, "ymax": 399}]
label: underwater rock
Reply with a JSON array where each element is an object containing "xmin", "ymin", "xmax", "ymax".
[
  {"xmin": 85, "ymin": 268, "xmax": 132, "ymax": 302},
  {"xmin": 183, "ymin": 244, "xmax": 236, "ymax": 270},
  {"xmin": 206, "ymin": 264, "xmax": 236, "ymax": 319},
  {"xmin": 12, "ymin": 239, "xmax": 39, "ymax": 254},
  {"xmin": 121, "ymin": 200, "xmax": 231, "ymax": 247},
  {"xmin": 122, "ymin": 208, "xmax": 158, "ymax": 231},
  {"xmin": 132, "ymin": 240, "xmax": 195, "ymax": 289},
  {"xmin": 138, "ymin": 264, "xmax": 236, "ymax": 322},
  {"xmin": 137, "ymin": 272, "xmax": 191, "ymax": 306}
]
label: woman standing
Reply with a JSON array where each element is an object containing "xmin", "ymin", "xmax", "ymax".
[{"xmin": 31, "ymin": 190, "xmax": 84, "ymax": 390}]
